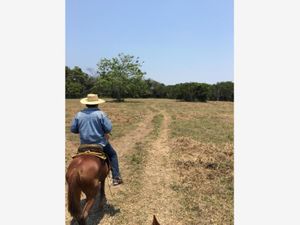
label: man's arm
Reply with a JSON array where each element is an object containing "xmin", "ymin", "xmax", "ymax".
[
  {"xmin": 70, "ymin": 116, "xmax": 79, "ymax": 133},
  {"xmin": 101, "ymin": 112, "xmax": 112, "ymax": 134},
  {"xmin": 104, "ymin": 133, "xmax": 111, "ymax": 140}
]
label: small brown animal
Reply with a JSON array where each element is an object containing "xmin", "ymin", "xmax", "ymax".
[{"xmin": 152, "ymin": 215, "xmax": 161, "ymax": 225}]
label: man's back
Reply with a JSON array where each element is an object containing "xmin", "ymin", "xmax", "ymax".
[{"xmin": 71, "ymin": 108, "xmax": 112, "ymax": 146}]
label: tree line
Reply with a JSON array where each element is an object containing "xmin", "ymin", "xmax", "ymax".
[{"xmin": 66, "ymin": 54, "xmax": 233, "ymax": 102}]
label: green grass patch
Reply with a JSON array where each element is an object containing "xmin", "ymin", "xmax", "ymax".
[
  {"xmin": 167, "ymin": 101, "xmax": 233, "ymax": 145},
  {"xmin": 151, "ymin": 114, "xmax": 164, "ymax": 137}
]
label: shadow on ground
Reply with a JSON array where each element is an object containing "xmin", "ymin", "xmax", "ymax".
[{"xmin": 70, "ymin": 192, "xmax": 120, "ymax": 225}]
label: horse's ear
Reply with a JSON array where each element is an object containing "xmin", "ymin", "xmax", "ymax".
[{"xmin": 152, "ymin": 215, "xmax": 160, "ymax": 225}]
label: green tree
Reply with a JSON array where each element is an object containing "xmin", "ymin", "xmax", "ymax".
[
  {"xmin": 194, "ymin": 83, "xmax": 210, "ymax": 102},
  {"xmin": 94, "ymin": 53, "xmax": 147, "ymax": 101},
  {"xmin": 165, "ymin": 82, "xmax": 209, "ymax": 102},
  {"xmin": 65, "ymin": 66, "xmax": 94, "ymax": 98},
  {"xmin": 208, "ymin": 81, "xmax": 234, "ymax": 101},
  {"xmin": 145, "ymin": 79, "xmax": 167, "ymax": 98}
]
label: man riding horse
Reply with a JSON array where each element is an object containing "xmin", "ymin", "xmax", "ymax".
[{"xmin": 70, "ymin": 93, "xmax": 123, "ymax": 186}]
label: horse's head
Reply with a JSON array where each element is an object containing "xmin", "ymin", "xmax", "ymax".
[{"xmin": 152, "ymin": 215, "xmax": 160, "ymax": 225}]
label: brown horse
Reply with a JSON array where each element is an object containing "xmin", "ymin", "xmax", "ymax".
[{"xmin": 66, "ymin": 154, "xmax": 109, "ymax": 225}]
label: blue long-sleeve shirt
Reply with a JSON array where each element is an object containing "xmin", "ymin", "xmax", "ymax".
[{"xmin": 71, "ymin": 108, "xmax": 112, "ymax": 146}]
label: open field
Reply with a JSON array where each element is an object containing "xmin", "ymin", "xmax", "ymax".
[{"xmin": 65, "ymin": 99, "xmax": 233, "ymax": 225}]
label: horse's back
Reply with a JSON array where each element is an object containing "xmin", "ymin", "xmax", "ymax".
[{"xmin": 67, "ymin": 155, "xmax": 101, "ymax": 179}]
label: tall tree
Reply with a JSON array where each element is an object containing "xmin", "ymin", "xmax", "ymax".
[{"xmin": 94, "ymin": 53, "xmax": 147, "ymax": 101}]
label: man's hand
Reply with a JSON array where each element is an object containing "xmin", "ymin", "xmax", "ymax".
[{"xmin": 104, "ymin": 133, "xmax": 110, "ymax": 140}]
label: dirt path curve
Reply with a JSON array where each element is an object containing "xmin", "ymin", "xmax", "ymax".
[{"xmin": 126, "ymin": 109, "xmax": 183, "ymax": 225}]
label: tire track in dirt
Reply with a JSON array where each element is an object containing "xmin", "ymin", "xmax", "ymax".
[
  {"xmin": 94, "ymin": 108, "xmax": 156, "ymax": 225},
  {"xmin": 111, "ymin": 109, "xmax": 154, "ymax": 159},
  {"xmin": 110, "ymin": 107, "xmax": 183, "ymax": 225},
  {"xmin": 130, "ymin": 109, "xmax": 183, "ymax": 225}
]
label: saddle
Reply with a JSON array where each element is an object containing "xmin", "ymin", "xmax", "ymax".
[{"xmin": 72, "ymin": 144, "xmax": 111, "ymax": 169}]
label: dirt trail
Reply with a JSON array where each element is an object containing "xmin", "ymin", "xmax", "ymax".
[
  {"xmin": 133, "ymin": 109, "xmax": 182, "ymax": 225},
  {"xmin": 112, "ymin": 110, "xmax": 154, "ymax": 159},
  {"xmin": 101, "ymin": 108, "xmax": 182, "ymax": 225},
  {"xmin": 95, "ymin": 108, "xmax": 156, "ymax": 224}
]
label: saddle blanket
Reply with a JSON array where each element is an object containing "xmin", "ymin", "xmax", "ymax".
[{"xmin": 72, "ymin": 144, "xmax": 107, "ymax": 160}]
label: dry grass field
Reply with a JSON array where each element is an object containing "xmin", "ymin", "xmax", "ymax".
[{"xmin": 65, "ymin": 98, "xmax": 233, "ymax": 225}]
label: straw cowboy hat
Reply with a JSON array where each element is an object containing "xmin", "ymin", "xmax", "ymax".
[{"xmin": 80, "ymin": 94, "xmax": 106, "ymax": 105}]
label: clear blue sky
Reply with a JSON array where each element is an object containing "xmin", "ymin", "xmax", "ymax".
[{"xmin": 66, "ymin": 0, "xmax": 233, "ymax": 85}]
